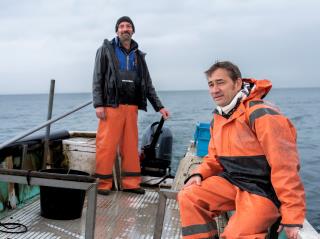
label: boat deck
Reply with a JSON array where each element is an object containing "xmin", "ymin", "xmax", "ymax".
[{"xmin": 0, "ymin": 190, "xmax": 181, "ymax": 239}]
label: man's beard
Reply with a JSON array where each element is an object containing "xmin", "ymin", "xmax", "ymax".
[{"xmin": 119, "ymin": 32, "xmax": 132, "ymax": 44}]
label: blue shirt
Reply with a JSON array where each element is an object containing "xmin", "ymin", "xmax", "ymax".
[{"xmin": 114, "ymin": 37, "xmax": 137, "ymax": 71}]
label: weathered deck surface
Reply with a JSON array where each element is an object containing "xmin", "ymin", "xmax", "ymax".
[{"xmin": 0, "ymin": 190, "xmax": 181, "ymax": 239}]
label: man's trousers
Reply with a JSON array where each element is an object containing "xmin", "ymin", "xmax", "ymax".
[
  {"xmin": 95, "ymin": 105, "xmax": 141, "ymax": 190},
  {"xmin": 177, "ymin": 176, "xmax": 280, "ymax": 239}
]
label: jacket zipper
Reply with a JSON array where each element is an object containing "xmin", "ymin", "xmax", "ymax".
[{"xmin": 126, "ymin": 55, "xmax": 129, "ymax": 71}]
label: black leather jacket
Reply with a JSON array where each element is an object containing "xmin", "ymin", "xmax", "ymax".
[{"xmin": 92, "ymin": 39, "xmax": 164, "ymax": 112}]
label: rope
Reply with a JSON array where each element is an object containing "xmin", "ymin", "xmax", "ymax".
[
  {"xmin": 140, "ymin": 174, "xmax": 174, "ymax": 187},
  {"xmin": 0, "ymin": 222, "xmax": 28, "ymax": 233}
]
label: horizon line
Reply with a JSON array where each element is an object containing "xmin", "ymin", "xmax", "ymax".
[{"xmin": 0, "ymin": 86, "xmax": 320, "ymax": 96}]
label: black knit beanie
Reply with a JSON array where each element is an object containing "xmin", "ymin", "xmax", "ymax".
[{"xmin": 115, "ymin": 16, "xmax": 135, "ymax": 33}]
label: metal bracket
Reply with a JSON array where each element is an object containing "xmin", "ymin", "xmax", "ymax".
[
  {"xmin": 153, "ymin": 189, "xmax": 178, "ymax": 239},
  {"xmin": 0, "ymin": 169, "xmax": 97, "ymax": 239}
]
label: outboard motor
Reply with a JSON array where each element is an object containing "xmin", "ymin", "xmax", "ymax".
[{"xmin": 140, "ymin": 117, "xmax": 173, "ymax": 177}]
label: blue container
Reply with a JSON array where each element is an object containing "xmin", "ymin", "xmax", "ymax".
[
  {"xmin": 194, "ymin": 122, "xmax": 210, "ymax": 141},
  {"xmin": 197, "ymin": 138, "xmax": 210, "ymax": 157},
  {"xmin": 194, "ymin": 122, "xmax": 211, "ymax": 157}
]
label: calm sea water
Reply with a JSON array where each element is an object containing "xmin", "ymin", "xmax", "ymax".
[{"xmin": 0, "ymin": 89, "xmax": 319, "ymax": 231}]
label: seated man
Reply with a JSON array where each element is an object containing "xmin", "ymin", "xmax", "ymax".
[{"xmin": 178, "ymin": 61, "xmax": 306, "ymax": 239}]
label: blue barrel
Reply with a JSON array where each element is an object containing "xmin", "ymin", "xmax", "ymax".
[{"xmin": 194, "ymin": 122, "xmax": 211, "ymax": 157}]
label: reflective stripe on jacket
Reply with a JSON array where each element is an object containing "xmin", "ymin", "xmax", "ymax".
[{"xmin": 194, "ymin": 78, "xmax": 306, "ymax": 226}]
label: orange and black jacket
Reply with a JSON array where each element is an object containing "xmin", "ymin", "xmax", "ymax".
[{"xmin": 193, "ymin": 79, "xmax": 306, "ymax": 227}]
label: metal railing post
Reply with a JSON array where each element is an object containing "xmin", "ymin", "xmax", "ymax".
[
  {"xmin": 154, "ymin": 189, "xmax": 179, "ymax": 239},
  {"xmin": 21, "ymin": 144, "xmax": 28, "ymax": 169},
  {"xmin": 43, "ymin": 79, "xmax": 55, "ymax": 169},
  {"xmin": 85, "ymin": 183, "xmax": 97, "ymax": 239}
]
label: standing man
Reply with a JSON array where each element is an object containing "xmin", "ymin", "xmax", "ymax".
[
  {"xmin": 178, "ymin": 61, "xmax": 305, "ymax": 239},
  {"xmin": 92, "ymin": 16, "xmax": 169, "ymax": 195}
]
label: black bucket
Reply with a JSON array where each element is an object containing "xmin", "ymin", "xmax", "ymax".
[{"xmin": 40, "ymin": 168, "xmax": 89, "ymax": 220}]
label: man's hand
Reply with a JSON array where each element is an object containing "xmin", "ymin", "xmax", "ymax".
[
  {"xmin": 183, "ymin": 175, "xmax": 202, "ymax": 189},
  {"xmin": 277, "ymin": 225, "xmax": 300, "ymax": 239},
  {"xmin": 96, "ymin": 107, "xmax": 106, "ymax": 120},
  {"xmin": 159, "ymin": 108, "xmax": 170, "ymax": 120}
]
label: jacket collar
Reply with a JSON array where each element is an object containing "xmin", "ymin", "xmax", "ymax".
[
  {"xmin": 214, "ymin": 79, "xmax": 272, "ymax": 119},
  {"xmin": 242, "ymin": 78, "xmax": 272, "ymax": 103},
  {"xmin": 113, "ymin": 37, "xmax": 138, "ymax": 53}
]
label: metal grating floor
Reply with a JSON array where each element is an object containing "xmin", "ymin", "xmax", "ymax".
[{"xmin": 0, "ymin": 190, "xmax": 181, "ymax": 239}]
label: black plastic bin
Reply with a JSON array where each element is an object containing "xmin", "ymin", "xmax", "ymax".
[{"xmin": 40, "ymin": 168, "xmax": 89, "ymax": 220}]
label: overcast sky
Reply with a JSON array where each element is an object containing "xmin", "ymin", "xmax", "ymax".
[{"xmin": 0, "ymin": 0, "xmax": 319, "ymax": 94}]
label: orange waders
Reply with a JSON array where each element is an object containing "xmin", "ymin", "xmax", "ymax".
[
  {"xmin": 178, "ymin": 176, "xmax": 280, "ymax": 239},
  {"xmin": 95, "ymin": 104, "xmax": 141, "ymax": 190}
]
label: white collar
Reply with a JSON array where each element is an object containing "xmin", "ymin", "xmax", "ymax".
[{"xmin": 216, "ymin": 82, "xmax": 252, "ymax": 115}]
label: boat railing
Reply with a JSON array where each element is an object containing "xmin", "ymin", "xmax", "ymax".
[
  {"xmin": 0, "ymin": 90, "xmax": 96, "ymax": 238},
  {"xmin": 0, "ymin": 168, "xmax": 97, "ymax": 239},
  {"xmin": 0, "ymin": 100, "xmax": 92, "ymax": 151}
]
